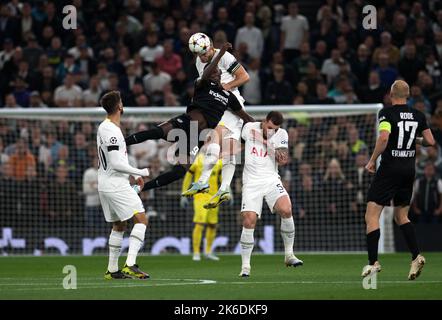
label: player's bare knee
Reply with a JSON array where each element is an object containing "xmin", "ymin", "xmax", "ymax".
[
  {"xmin": 241, "ymin": 212, "xmax": 257, "ymax": 229},
  {"xmin": 278, "ymin": 208, "xmax": 292, "ymax": 219},
  {"xmin": 113, "ymin": 221, "xmax": 127, "ymax": 232},
  {"xmin": 133, "ymin": 212, "xmax": 148, "ymax": 225}
]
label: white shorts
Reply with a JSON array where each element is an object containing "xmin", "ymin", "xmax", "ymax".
[
  {"xmin": 241, "ymin": 179, "xmax": 289, "ymax": 218},
  {"xmin": 218, "ymin": 110, "xmax": 244, "ymax": 141},
  {"xmin": 99, "ymin": 186, "xmax": 145, "ymax": 223}
]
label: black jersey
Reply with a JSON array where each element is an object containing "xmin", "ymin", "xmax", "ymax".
[
  {"xmin": 378, "ymin": 104, "xmax": 429, "ymax": 170},
  {"xmin": 187, "ymin": 79, "xmax": 242, "ymax": 128}
]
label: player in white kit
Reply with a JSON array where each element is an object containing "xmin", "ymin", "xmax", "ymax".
[
  {"xmin": 182, "ymin": 35, "xmax": 251, "ymax": 209},
  {"xmin": 97, "ymin": 91, "xmax": 150, "ymax": 280},
  {"xmin": 239, "ymin": 111, "xmax": 303, "ymax": 277}
]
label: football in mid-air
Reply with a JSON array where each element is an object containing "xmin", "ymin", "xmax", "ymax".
[{"xmin": 188, "ymin": 33, "xmax": 211, "ymax": 54}]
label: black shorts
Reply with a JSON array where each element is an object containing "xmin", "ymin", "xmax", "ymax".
[
  {"xmin": 168, "ymin": 113, "xmax": 204, "ymax": 160},
  {"xmin": 366, "ymin": 165, "xmax": 415, "ymax": 207}
]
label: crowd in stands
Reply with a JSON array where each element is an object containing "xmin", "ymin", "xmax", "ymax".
[{"xmin": 1, "ymin": 0, "xmax": 442, "ymax": 228}]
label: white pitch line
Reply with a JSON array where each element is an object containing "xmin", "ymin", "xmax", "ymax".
[
  {"xmin": 0, "ymin": 279, "xmax": 217, "ymax": 292},
  {"xmin": 222, "ymin": 280, "xmax": 442, "ymax": 285}
]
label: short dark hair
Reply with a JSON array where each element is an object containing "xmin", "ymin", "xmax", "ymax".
[
  {"xmin": 266, "ymin": 111, "xmax": 284, "ymax": 126},
  {"xmin": 100, "ymin": 91, "xmax": 121, "ymax": 115}
]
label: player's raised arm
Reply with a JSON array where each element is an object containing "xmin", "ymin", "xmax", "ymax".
[
  {"xmin": 222, "ymin": 64, "xmax": 250, "ymax": 92},
  {"xmin": 200, "ymin": 42, "xmax": 232, "ymax": 83}
]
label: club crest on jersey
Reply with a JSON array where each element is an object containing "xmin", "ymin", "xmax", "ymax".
[{"xmin": 110, "ymin": 137, "xmax": 118, "ymax": 144}]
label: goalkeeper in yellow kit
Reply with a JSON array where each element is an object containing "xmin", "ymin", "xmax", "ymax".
[{"xmin": 181, "ymin": 152, "xmax": 223, "ymax": 261}]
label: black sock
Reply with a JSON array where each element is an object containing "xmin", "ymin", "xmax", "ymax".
[
  {"xmin": 399, "ymin": 222, "xmax": 420, "ymax": 260},
  {"xmin": 367, "ymin": 229, "xmax": 380, "ymax": 265},
  {"xmin": 142, "ymin": 165, "xmax": 187, "ymax": 191},
  {"xmin": 125, "ymin": 126, "xmax": 165, "ymax": 146}
]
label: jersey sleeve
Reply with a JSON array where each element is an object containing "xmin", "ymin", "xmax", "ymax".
[
  {"xmin": 241, "ymin": 122, "xmax": 253, "ymax": 141},
  {"xmin": 275, "ymin": 129, "xmax": 289, "ymax": 149},
  {"xmin": 228, "ymin": 92, "xmax": 243, "ymax": 111},
  {"xmin": 221, "ymin": 51, "xmax": 241, "ymax": 75},
  {"xmin": 418, "ymin": 111, "xmax": 429, "ymax": 133},
  {"xmin": 101, "ymin": 126, "xmax": 124, "ymax": 152},
  {"xmin": 378, "ymin": 108, "xmax": 392, "ymax": 133}
]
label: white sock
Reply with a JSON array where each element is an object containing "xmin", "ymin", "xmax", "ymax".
[
  {"xmin": 108, "ymin": 230, "xmax": 124, "ymax": 273},
  {"xmin": 240, "ymin": 227, "xmax": 254, "ymax": 268},
  {"xmin": 126, "ymin": 223, "xmax": 146, "ymax": 266},
  {"xmin": 220, "ymin": 154, "xmax": 236, "ymax": 191},
  {"xmin": 198, "ymin": 143, "xmax": 220, "ymax": 184},
  {"xmin": 281, "ymin": 216, "xmax": 295, "ymax": 257}
]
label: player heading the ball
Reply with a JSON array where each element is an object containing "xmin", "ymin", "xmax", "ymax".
[{"xmin": 182, "ymin": 33, "xmax": 250, "ymax": 210}]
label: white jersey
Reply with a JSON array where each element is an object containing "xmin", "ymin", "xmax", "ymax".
[
  {"xmin": 96, "ymin": 119, "xmax": 132, "ymax": 192},
  {"xmin": 241, "ymin": 122, "xmax": 289, "ymax": 185},
  {"xmin": 196, "ymin": 49, "xmax": 245, "ymax": 105}
]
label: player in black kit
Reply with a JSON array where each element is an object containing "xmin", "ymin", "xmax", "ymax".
[
  {"xmin": 125, "ymin": 42, "xmax": 254, "ymax": 191},
  {"xmin": 362, "ymin": 80, "xmax": 435, "ymax": 280}
]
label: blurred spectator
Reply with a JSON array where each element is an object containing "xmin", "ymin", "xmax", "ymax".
[
  {"xmin": 351, "ymin": 44, "xmax": 371, "ymax": 86},
  {"xmin": 323, "ymin": 158, "xmax": 353, "ymax": 216},
  {"xmin": 295, "ymin": 174, "xmax": 322, "ymax": 220},
  {"xmin": 82, "ymin": 75, "xmax": 102, "ymax": 107},
  {"xmin": 348, "ymin": 152, "xmax": 372, "ymax": 214},
  {"xmin": 143, "ymin": 62, "xmax": 171, "ymax": 97},
  {"xmin": 155, "ymin": 39, "xmax": 182, "ymax": 78},
  {"xmin": 56, "ymin": 54, "xmax": 80, "ymax": 83},
  {"xmin": 163, "ymin": 83, "xmax": 179, "ymax": 106},
  {"xmin": 375, "ymin": 52, "xmax": 398, "ymax": 88},
  {"xmin": 7, "ymin": 138, "xmax": 36, "ymax": 182},
  {"xmin": 68, "ymin": 34, "xmax": 94, "ymax": 60},
  {"xmin": 130, "ymin": 123, "xmax": 158, "ymax": 168},
  {"xmin": 11, "ymin": 77, "xmax": 30, "ymax": 108},
  {"xmin": 120, "ymin": 60, "xmax": 143, "ymax": 94},
  {"xmin": 321, "ymin": 49, "xmax": 343, "ymax": 85},
  {"xmin": 398, "ymin": 43, "xmax": 424, "ymax": 85},
  {"xmin": 47, "ymin": 164, "xmax": 78, "ymax": 220},
  {"xmin": 243, "ymin": 58, "xmax": 262, "ymax": 105},
  {"xmin": 372, "ymin": 32, "xmax": 400, "ymax": 66},
  {"xmin": 83, "ymin": 157, "xmax": 102, "ymax": 228},
  {"xmin": 139, "ymin": 32, "xmax": 164, "ymax": 65},
  {"xmin": 234, "ymin": 12, "xmax": 264, "ymax": 59},
  {"xmin": 54, "ymin": 73, "xmax": 83, "ymax": 107},
  {"xmin": 389, "ymin": 12, "xmax": 408, "ymax": 47},
  {"xmin": 29, "ymin": 91, "xmax": 48, "ymax": 108},
  {"xmin": 211, "ymin": 7, "xmax": 236, "ymax": 43},
  {"xmin": 0, "ymin": 4, "xmax": 18, "ymax": 44},
  {"xmin": 358, "ymin": 71, "xmax": 387, "ymax": 104},
  {"xmin": 23, "ymin": 34, "xmax": 43, "ymax": 70},
  {"xmin": 264, "ymin": 64, "xmax": 292, "ymax": 105},
  {"xmin": 3, "ymin": 94, "xmax": 21, "ymax": 108},
  {"xmin": 413, "ymin": 162, "xmax": 442, "ymax": 224},
  {"xmin": 0, "ymin": 38, "xmax": 14, "ymax": 70},
  {"xmin": 280, "ymin": 2, "xmax": 309, "ymax": 62},
  {"xmin": 307, "ymin": 82, "xmax": 334, "ymax": 105},
  {"xmin": 0, "ymin": 137, "xmax": 9, "ymax": 173},
  {"xmin": 347, "ymin": 127, "xmax": 367, "ymax": 156}
]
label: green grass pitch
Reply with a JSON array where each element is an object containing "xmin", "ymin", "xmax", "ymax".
[{"xmin": 1, "ymin": 253, "xmax": 441, "ymax": 300}]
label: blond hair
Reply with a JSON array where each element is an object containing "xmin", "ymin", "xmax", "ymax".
[{"xmin": 390, "ymin": 80, "xmax": 410, "ymax": 99}]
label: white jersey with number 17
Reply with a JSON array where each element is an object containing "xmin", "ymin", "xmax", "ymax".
[{"xmin": 241, "ymin": 122, "xmax": 289, "ymax": 185}]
